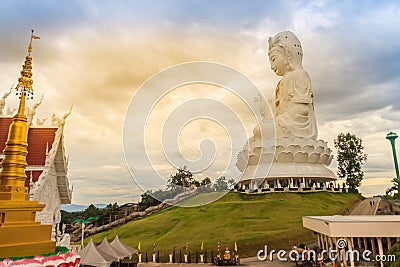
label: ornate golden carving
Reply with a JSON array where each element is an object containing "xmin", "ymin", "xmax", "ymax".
[{"xmin": 15, "ymin": 29, "xmax": 39, "ymax": 97}]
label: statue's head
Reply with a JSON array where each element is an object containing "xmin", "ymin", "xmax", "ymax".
[{"xmin": 268, "ymin": 31, "xmax": 303, "ymax": 75}]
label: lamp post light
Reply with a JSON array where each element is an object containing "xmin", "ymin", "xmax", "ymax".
[{"xmin": 386, "ymin": 132, "xmax": 399, "ymax": 178}]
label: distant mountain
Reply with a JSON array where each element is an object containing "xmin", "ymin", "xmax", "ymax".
[{"xmin": 61, "ymin": 203, "xmax": 107, "ymax": 212}]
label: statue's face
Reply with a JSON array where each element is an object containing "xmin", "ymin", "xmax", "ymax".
[{"xmin": 269, "ymin": 46, "xmax": 288, "ymax": 76}]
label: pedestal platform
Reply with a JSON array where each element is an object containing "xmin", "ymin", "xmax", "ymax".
[{"xmin": 0, "ymin": 199, "xmax": 55, "ymax": 258}]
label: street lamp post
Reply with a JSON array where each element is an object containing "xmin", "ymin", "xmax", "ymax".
[
  {"xmin": 81, "ymin": 222, "xmax": 85, "ymax": 248},
  {"xmin": 386, "ymin": 132, "xmax": 399, "ymax": 178},
  {"xmin": 73, "ymin": 219, "xmax": 88, "ymax": 248}
]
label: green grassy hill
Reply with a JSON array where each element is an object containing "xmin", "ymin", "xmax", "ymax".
[{"xmin": 87, "ymin": 192, "xmax": 361, "ymax": 258}]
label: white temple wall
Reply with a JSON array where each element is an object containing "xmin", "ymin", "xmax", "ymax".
[{"xmin": 33, "ymin": 162, "xmax": 62, "ymax": 240}]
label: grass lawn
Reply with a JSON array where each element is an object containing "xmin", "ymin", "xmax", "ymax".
[{"xmin": 86, "ymin": 192, "xmax": 361, "ymax": 258}]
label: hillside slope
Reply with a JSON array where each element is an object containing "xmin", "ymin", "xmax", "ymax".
[{"xmin": 87, "ymin": 192, "xmax": 361, "ymax": 258}]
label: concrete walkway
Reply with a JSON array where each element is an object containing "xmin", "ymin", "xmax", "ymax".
[{"xmin": 350, "ymin": 197, "xmax": 381, "ymax": 215}]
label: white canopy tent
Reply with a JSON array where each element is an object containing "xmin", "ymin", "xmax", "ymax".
[
  {"xmin": 110, "ymin": 235, "xmax": 138, "ymax": 259},
  {"xmin": 98, "ymin": 237, "xmax": 126, "ymax": 260},
  {"xmin": 78, "ymin": 239, "xmax": 117, "ymax": 267}
]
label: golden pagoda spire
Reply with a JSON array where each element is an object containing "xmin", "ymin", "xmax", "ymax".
[
  {"xmin": 0, "ymin": 30, "xmax": 55, "ymax": 258},
  {"xmin": 0, "ymin": 29, "xmax": 40, "ymax": 201}
]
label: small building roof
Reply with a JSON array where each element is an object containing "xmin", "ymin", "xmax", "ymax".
[
  {"xmin": 303, "ymin": 215, "xmax": 400, "ymax": 237},
  {"xmin": 305, "ymin": 215, "xmax": 400, "ymax": 222}
]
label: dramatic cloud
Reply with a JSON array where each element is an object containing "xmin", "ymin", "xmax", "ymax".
[{"xmin": 0, "ymin": 0, "xmax": 399, "ymax": 204}]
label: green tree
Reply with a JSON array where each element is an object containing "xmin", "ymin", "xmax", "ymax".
[
  {"xmin": 384, "ymin": 243, "xmax": 400, "ymax": 267},
  {"xmin": 168, "ymin": 166, "xmax": 195, "ymax": 190},
  {"xmin": 213, "ymin": 176, "xmax": 229, "ymax": 192},
  {"xmin": 227, "ymin": 178, "xmax": 236, "ymax": 189},
  {"xmin": 386, "ymin": 178, "xmax": 400, "ymax": 199},
  {"xmin": 334, "ymin": 133, "xmax": 367, "ymax": 192},
  {"xmin": 140, "ymin": 191, "xmax": 160, "ymax": 207},
  {"xmin": 82, "ymin": 204, "xmax": 99, "ymax": 218},
  {"xmin": 60, "ymin": 210, "xmax": 74, "ymax": 226},
  {"xmin": 106, "ymin": 202, "xmax": 119, "ymax": 211},
  {"xmin": 198, "ymin": 177, "xmax": 213, "ymax": 193}
]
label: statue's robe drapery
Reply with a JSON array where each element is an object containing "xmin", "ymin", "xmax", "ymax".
[{"xmin": 275, "ymin": 69, "xmax": 318, "ymax": 139}]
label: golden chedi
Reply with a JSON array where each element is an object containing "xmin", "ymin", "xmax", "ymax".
[{"xmin": 0, "ymin": 30, "xmax": 55, "ymax": 258}]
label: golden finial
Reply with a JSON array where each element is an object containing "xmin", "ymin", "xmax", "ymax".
[
  {"xmin": 28, "ymin": 29, "xmax": 40, "ymax": 55},
  {"xmin": 15, "ymin": 29, "xmax": 40, "ymax": 101}
]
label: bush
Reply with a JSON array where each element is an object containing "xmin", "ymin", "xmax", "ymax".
[{"xmin": 384, "ymin": 243, "xmax": 400, "ymax": 267}]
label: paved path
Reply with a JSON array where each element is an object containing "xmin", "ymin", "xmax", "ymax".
[
  {"xmin": 350, "ymin": 197, "xmax": 381, "ymax": 215},
  {"xmin": 240, "ymin": 256, "xmax": 297, "ymax": 266},
  {"xmin": 137, "ymin": 256, "xmax": 295, "ymax": 266}
]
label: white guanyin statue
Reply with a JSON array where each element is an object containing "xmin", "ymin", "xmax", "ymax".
[
  {"xmin": 268, "ymin": 31, "xmax": 317, "ymax": 139},
  {"xmin": 236, "ymin": 31, "xmax": 336, "ymax": 188}
]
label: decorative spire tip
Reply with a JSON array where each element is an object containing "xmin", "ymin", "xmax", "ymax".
[{"xmin": 15, "ymin": 29, "xmax": 41, "ymax": 106}]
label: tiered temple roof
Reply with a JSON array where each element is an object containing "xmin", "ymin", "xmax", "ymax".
[{"xmin": 0, "ymin": 116, "xmax": 72, "ymax": 204}]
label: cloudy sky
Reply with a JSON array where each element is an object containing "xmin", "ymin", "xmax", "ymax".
[{"xmin": 0, "ymin": 0, "xmax": 399, "ymax": 205}]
